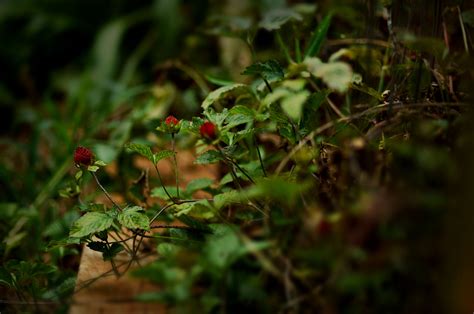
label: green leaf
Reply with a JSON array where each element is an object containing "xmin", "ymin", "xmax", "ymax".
[
  {"xmin": 103, "ymin": 243, "xmax": 125, "ymax": 261},
  {"xmin": 304, "ymin": 13, "xmax": 332, "ymax": 58},
  {"xmin": 75, "ymin": 170, "xmax": 83, "ymax": 181},
  {"xmin": 125, "ymin": 142, "xmax": 153, "ymax": 161},
  {"xmin": 202, "ymin": 84, "xmax": 255, "ymax": 111},
  {"xmin": 151, "ymin": 186, "xmax": 179, "ymax": 199},
  {"xmin": 87, "ymin": 241, "xmax": 107, "ymax": 253},
  {"xmin": 87, "ymin": 165, "xmax": 99, "ymax": 172},
  {"xmin": 204, "ymin": 74, "xmax": 234, "ymax": 86},
  {"xmin": 214, "ymin": 190, "xmax": 241, "ymax": 210},
  {"xmin": 94, "ymin": 160, "xmax": 107, "ymax": 167},
  {"xmin": 258, "ymin": 8, "xmax": 303, "ymax": 31},
  {"xmin": 195, "ymin": 150, "xmax": 223, "ymax": 165},
  {"xmin": 118, "ymin": 206, "xmax": 150, "ymax": 230},
  {"xmin": 69, "ymin": 212, "xmax": 114, "ymax": 238},
  {"xmin": 462, "ymin": 9, "xmax": 474, "ymax": 27},
  {"xmin": 157, "ymin": 243, "xmax": 180, "ymax": 257},
  {"xmin": 241, "ymin": 60, "xmax": 284, "ymax": 82},
  {"xmin": 244, "ymin": 177, "xmax": 311, "ymax": 206},
  {"xmin": 280, "ymin": 90, "xmax": 310, "ymax": 121},
  {"xmin": 350, "ymin": 82, "xmax": 382, "ymax": 100},
  {"xmin": 178, "ymin": 214, "xmax": 212, "ymax": 232},
  {"xmin": 305, "ymin": 58, "xmax": 353, "ymax": 93},
  {"xmin": 186, "ymin": 178, "xmax": 214, "ymax": 194},
  {"xmin": 171, "ymin": 201, "xmax": 214, "ymax": 219},
  {"xmin": 203, "ymin": 225, "xmax": 240, "ymax": 270},
  {"xmin": 300, "ymin": 91, "xmax": 327, "ymax": 135},
  {"xmin": 153, "ymin": 150, "xmax": 175, "ymax": 164}
]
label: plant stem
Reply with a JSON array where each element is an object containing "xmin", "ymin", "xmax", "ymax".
[
  {"xmin": 91, "ymin": 172, "xmax": 122, "ymax": 211},
  {"xmin": 262, "ymin": 77, "xmax": 273, "ymax": 93},
  {"xmin": 171, "ymin": 133, "xmax": 180, "ymax": 199},
  {"xmin": 105, "ymin": 238, "xmax": 121, "ymax": 277},
  {"xmin": 457, "ymin": 6, "xmax": 470, "ymax": 53},
  {"xmin": 153, "ymin": 163, "xmax": 174, "ymax": 202},
  {"xmin": 276, "ymin": 31, "xmax": 292, "ymax": 63},
  {"xmin": 294, "ymin": 37, "xmax": 302, "ymax": 63},
  {"xmin": 254, "ymin": 135, "xmax": 267, "ymax": 177}
]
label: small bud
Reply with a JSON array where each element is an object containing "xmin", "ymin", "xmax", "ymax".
[
  {"xmin": 74, "ymin": 146, "xmax": 94, "ymax": 166},
  {"xmin": 199, "ymin": 121, "xmax": 217, "ymax": 140},
  {"xmin": 161, "ymin": 115, "xmax": 181, "ymax": 134}
]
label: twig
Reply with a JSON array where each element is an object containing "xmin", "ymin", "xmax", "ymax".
[
  {"xmin": 457, "ymin": 6, "xmax": 470, "ymax": 53},
  {"xmin": 254, "ymin": 135, "xmax": 267, "ymax": 177},
  {"xmin": 91, "ymin": 172, "xmax": 122, "ymax": 211},
  {"xmin": 153, "ymin": 163, "xmax": 174, "ymax": 203},
  {"xmin": 171, "ymin": 134, "xmax": 180, "ymax": 199}
]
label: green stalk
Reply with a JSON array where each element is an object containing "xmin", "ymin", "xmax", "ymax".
[
  {"xmin": 171, "ymin": 133, "xmax": 180, "ymax": 199},
  {"xmin": 276, "ymin": 31, "xmax": 292, "ymax": 63}
]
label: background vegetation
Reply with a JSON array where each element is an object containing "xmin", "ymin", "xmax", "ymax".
[{"xmin": 1, "ymin": 0, "xmax": 474, "ymax": 313}]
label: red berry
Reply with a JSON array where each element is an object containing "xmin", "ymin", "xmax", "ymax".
[
  {"xmin": 165, "ymin": 115, "xmax": 179, "ymax": 126},
  {"xmin": 74, "ymin": 146, "xmax": 94, "ymax": 166},
  {"xmin": 199, "ymin": 121, "xmax": 217, "ymax": 140}
]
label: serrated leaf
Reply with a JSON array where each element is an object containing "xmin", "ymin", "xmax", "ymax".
[
  {"xmin": 153, "ymin": 150, "xmax": 175, "ymax": 164},
  {"xmin": 195, "ymin": 150, "xmax": 223, "ymax": 165},
  {"xmin": 125, "ymin": 142, "xmax": 153, "ymax": 161},
  {"xmin": 242, "ymin": 60, "xmax": 284, "ymax": 81},
  {"xmin": 202, "ymin": 84, "xmax": 254, "ymax": 110},
  {"xmin": 228, "ymin": 105, "xmax": 255, "ymax": 118},
  {"xmin": 224, "ymin": 114, "xmax": 254, "ymax": 129},
  {"xmin": 118, "ymin": 206, "xmax": 149, "ymax": 230},
  {"xmin": 69, "ymin": 212, "xmax": 114, "ymax": 238}
]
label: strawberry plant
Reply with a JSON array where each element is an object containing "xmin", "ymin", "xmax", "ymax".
[{"xmin": 1, "ymin": 1, "xmax": 473, "ymax": 313}]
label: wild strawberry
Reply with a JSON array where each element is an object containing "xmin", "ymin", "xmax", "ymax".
[
  {"xmin": 74, "ymin": 146, "xmax": 94, "ymax": 166},
  {"xmin": 165, "ymin": 115, "xmax": 179, "ymax": 127},
  {"xmin": 199, "ymin": 121, "xmax": 217, "ymax": 140},
  {"xmin": 163, "ymin": 115, "xmax": 181, "ymax": 134}
]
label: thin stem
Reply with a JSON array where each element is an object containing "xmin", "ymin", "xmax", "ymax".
[
  {"xmin": 276, "ymin": 31, "xmax": 292, "ymax": 63},
  {"xmin": 91, "ymin": 172, "xmax": 122, "ymax": 211},
  {"xmin": 254, "ymin": 135, "xmax": 267, "ymax": 177},
  {"xmin": 153, "ymin": 163, "xmax": 174, "ymax": 203},
  {"xmin": 230, "ymin": 159, "xmax": 256, "ymax": 184},
  {"xmin": 294, "ymin": 37, "xmax": 302, "ymax": 63},
  {"xmin": 262, "ymin": 77, "xmax": 273, "ymax": 93},
  {"xmin": 109, "ymin": 232, "xmax": 132, "ymax": 254},
  {"xmin": 105, "ymin": 238, "xmax": 121, "ymax": 277},
  {"xmin": 149, "ymin": 199, "xmax": 204, "ymax": 224},
  {"xmin": 171, "ymin": 133, "xmax": 180, "ymax": 199},
  {"xmin": 457, "ymin": 6, "xmax": 470, "ymax": 53},
  {"xmin": 217, "ymin": 144, "xmax": 256, "ymax": 184}
]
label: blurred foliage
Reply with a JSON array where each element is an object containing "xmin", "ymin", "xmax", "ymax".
[{"xmin": 0, "ymin": 0, "xmax": 474, "ymax": 313}]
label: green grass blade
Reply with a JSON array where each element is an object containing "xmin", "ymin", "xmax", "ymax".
[{"xmin": 304, "ymin": 13, "xmax": 333, "ymax": 58}]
